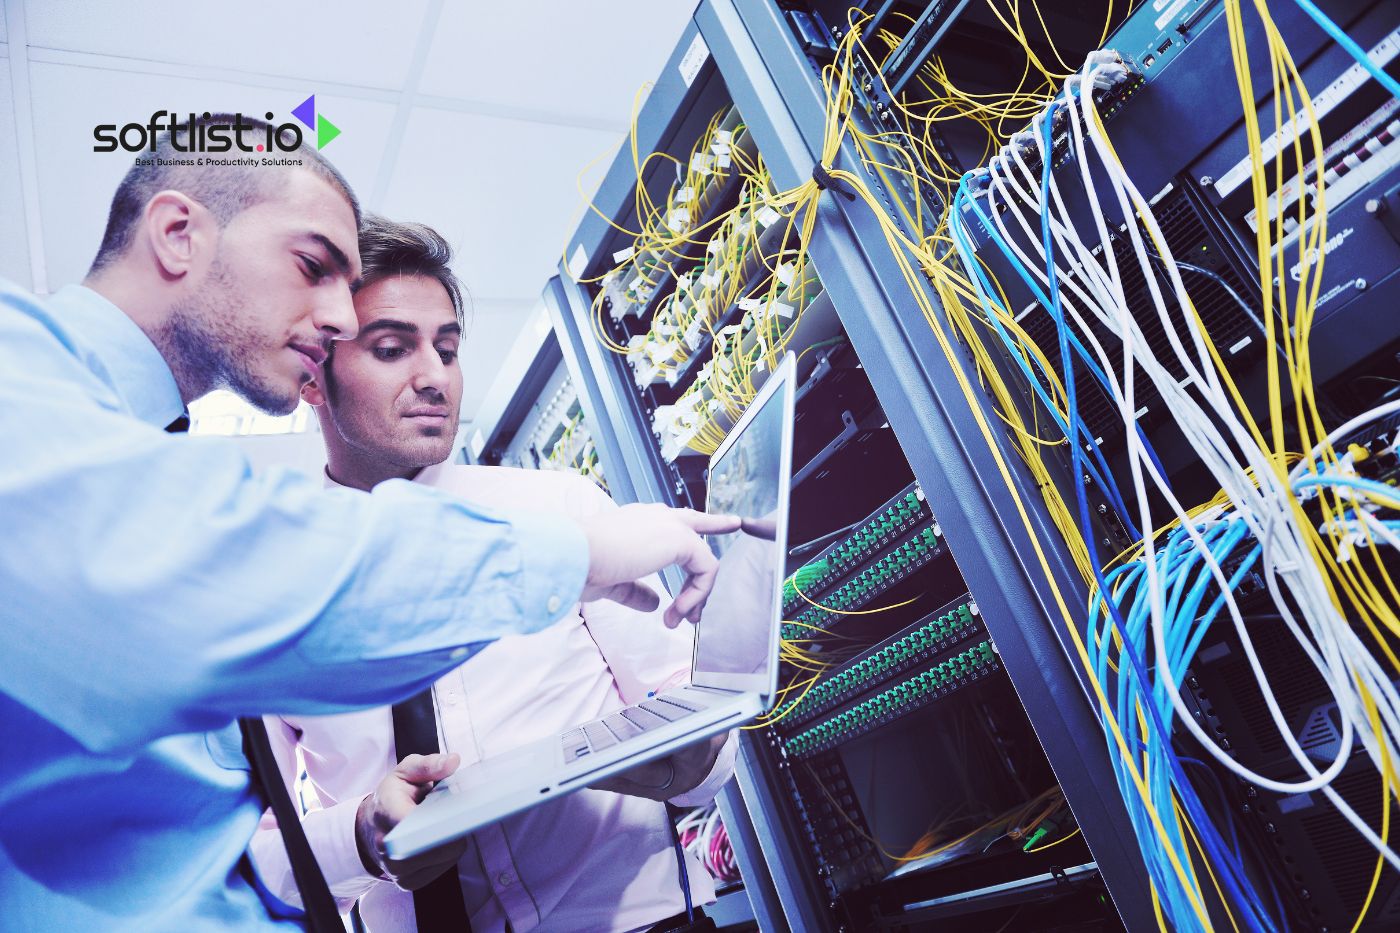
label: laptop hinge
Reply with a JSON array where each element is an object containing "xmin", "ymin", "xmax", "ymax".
[{"xmin": 678, "ymin": 683, "xmax": 741, "ymax": 696}]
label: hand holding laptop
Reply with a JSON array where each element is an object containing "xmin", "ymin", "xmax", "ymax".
[
  {"xmin": 590, "ymin": 733, "xmax": 729, "ymax": 802},
  {"xmin": 360, "ymin": 738, "xmax": 728, "ymax": 884},
  {"xmin": 355, "ymin": 753, "xmax": 470, "ymax": 890},
  {"xmin": 578, "ymin": 504, "xmax": 742, "ymax": 627}
]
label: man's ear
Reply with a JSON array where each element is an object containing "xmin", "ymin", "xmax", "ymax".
[
  {"xmin": 301, "ymin": 378, "xmax": 327, "ymax": 407},
  {"xmin": 143, "ymin": 190, "xmax": 212, "ymax": 280}
]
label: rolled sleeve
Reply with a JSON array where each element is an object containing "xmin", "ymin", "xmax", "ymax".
[
  {"xmin": 305, "ymin": 797, "xmax": 384, "ymax": 905},
  {"xmin": 249, "ymin": 796, "xmax": 383, "ymax": 911},
  {"xmin": 0, "ymin": 379, "xmax": 591, "ymax": 751},
  {"xmin": 497, "ymin": 507, "xmax": 589, "ymax": 636},
  {"xmin": 247, "ymin": 714, "xmax": 389, "ymax": 911}
]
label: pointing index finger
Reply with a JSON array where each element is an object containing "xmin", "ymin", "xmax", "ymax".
[{"xmin": 671, "ymin": 509, "xmax": 742, "ymax": 536}]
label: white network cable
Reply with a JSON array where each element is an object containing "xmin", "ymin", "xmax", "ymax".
[
  {"xmin": 951, "ymin": 49, "xmax": 1400, "ymax": 877},
  {"xmin": 1066, "ymin": 57, "xmax": 1400, "ymax": 869}
]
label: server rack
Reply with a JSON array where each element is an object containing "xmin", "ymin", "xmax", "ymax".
[
  {"xmin": 543, "ymin": 7, "xmax": 1139, "ymax": 930},
  {"xmin": 539, "ymin": 1, "xmax": 1400, "ymax": 929},
  {"xmin": 468, "ymin": 333, "xmax": 608, "ymax": 491}
]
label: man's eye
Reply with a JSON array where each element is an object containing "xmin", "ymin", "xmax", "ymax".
[
  {"xmin": 301, "ymin": 257, "xmax": 326, "ymax": 282},
  {"xmin": 438, "ymin": 349, "xmax": 458, "ymax": 364},
  {"xmin": 373, "ymin": 347, "xmax": 407, "ymax": 361}
]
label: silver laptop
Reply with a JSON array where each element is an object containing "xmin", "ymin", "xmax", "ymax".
[{"xmin": 384, "ymin": 352, "xmax": 796, "ymax": 859}]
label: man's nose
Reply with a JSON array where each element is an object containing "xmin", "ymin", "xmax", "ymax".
[
  {"xmin": 312, "ymin": 287, "xmax": 358, "ymax": 341},
  {"xmin": 411, "ymin": 350, "xmax": 450, "ymax": 393}
]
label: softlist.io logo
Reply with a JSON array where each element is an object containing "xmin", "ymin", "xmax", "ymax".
[{"xmin": 92, "ymin": 94, "xmax": 341, "ymax": 162}]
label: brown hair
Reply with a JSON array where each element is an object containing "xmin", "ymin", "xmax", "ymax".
[{"xmin": 354, "ymin": 213, "xmax": 466, "ymax": 330}]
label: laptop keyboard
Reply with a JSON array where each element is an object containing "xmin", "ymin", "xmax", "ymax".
[{"xmin": 562, "ymin": 694, "xmax": 707, "ymax": 763}]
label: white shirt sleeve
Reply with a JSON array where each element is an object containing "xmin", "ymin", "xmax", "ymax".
[{"xmin": 246, "ymin": 716, "xmax": 389, "ymax": 911}]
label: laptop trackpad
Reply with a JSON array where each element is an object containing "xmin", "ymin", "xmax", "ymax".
[{"xmin": 434, "ymin": 742, "xmax": 557, "ymax": 799}]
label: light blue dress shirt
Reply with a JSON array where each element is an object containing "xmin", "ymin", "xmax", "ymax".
[{"xmin": 0, "ymin": 281, "xmax": 589, "ymax": 930}]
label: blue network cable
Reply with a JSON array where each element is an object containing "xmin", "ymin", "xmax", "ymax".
[
  {"xmin": 1290, "ymin": 0, "xmax": 1400, "ymax": 100},
  {"xmin": 1294, "ymin": 473, "xmax": 1400, "ymax": 503},
  {"xmin": 953, "ymin": 150, "xmax": 1257, "ymax": 930},
  {"xmin": 1088, "ymin": 524, "xmax": 1281, "ymax": 933},
  {"xmin": 1035, "ymin": 97, "xmax": 1221, "ymax": 921},
  {"xmin": 1030, "ymin": 101, "xmax": 1284, "ymax": 933},
  {"xmin": 952, "ymin": 179, "xmax": 1144, "ymax": 538},
  {"xmin": 949, "ymin": 82, "xmax": 1291, "ymax": 933},
  {"xmin": 954, "ymin": 136, "xmax": 1177, "ymax": 533}
]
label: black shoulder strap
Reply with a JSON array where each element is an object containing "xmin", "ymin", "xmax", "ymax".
[
  {"xmin": 392, "ymin": 688, "xmax": 474, "ymax": 932},
  {"xmin": 239, "ymin": 717, "xmax": 344, "ymax": 932}
]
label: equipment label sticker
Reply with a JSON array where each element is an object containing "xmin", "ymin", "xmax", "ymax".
[
  {"xmin": 678, "ymin": 33, "xmax": 710, "ymax": 87},
  {"xmin": 568, "ymin": 243, "xmax": 588, "ymax": 279}
]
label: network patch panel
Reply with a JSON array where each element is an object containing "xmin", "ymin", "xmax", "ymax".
[
  {"xmin": 780, "ymin": 482, "xmax": 931, "ymax": 617},
  {"xmin": 781, "ymin": 641, "xmax": 999, "ymax": 758},
  {"xmin": 781, "ymin": 753, "xmax": 884, "ymax": 898},
  {"xmin": 604, "ymin": 108, "xmax": 760, "ymax": 322},
  {"xmin": 623, "ymin": 176, "xmax": 786, "ymax": 386},
  {"xmin": 493, "ymin": 369, "xmax": 607, "ymax": 490},
  {"xmin": 651, "ymin": 269, "xmax": 835, "ymax": 462},
  {"xmin": 776, "ymin": 598, "xmax": 981, "ymax": 728},
  {"xmin": 784, "ymin": 524, "xmax": 944, "ymax": 639}
]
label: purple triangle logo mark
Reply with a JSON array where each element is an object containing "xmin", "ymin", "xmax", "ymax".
[{"xmin": 292, "ymin": 95, "xmax": 315, "ymax": 131}]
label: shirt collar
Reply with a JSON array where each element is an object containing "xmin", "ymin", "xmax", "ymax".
[
  {"xmin": 47, "ymin": 284, "xmax": 186, "ymax": 429},
  {"xmin": 322, "ymin": 461, "xmax": 445, "ymax": 490}
]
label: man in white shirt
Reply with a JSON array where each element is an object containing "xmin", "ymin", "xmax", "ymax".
[{"xmin": 250, "ymin": 215, "xmax": 734, "ymax": 932}]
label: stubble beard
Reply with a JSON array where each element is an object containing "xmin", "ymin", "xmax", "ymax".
[{"xmin": 161, "ymin": 257, "xmax": 301, "ymax": 415}]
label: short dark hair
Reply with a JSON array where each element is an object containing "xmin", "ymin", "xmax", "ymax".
[
  {"xmin": 354, "ymin": 214, "xmax": 466, "ymax": 329},
  {"xmin": 88, "ymin": 112, "xmax": 360, "ymax": 273}
]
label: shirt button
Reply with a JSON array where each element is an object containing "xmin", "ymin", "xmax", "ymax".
[
  {"xmin": 449, "ymin": 647, "xmax": 468, "ymax": 661},
  {"xmin": 546, "ymin": 594, "xmax": 562, "ymax": 614},
  {"xmin": 497, "ymin": 871, "xmax": 516, "ymax": 887}
]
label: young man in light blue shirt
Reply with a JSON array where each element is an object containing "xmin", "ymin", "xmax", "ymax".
[{"xmin": 0, "ymin": 113, "xmax": 733, "ymax": 930}]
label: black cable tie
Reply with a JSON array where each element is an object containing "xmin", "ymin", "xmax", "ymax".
[{"xmin": 812, "ymin": 163, "xmax": 856, "ymax": 201}]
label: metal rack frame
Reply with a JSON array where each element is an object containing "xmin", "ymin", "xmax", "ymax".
[{"xmin": 538, "ymin": 2, "xmax": 1163, "ymax": 928}]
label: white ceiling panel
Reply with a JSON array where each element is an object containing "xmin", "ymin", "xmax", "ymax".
[
  {"xmin": 379, "ymin": 105, "xmax": 620, "ymax": 302},
  {"xmin": 418, "ymin": 0, "xmax": 694, "ymax": 125},
  {"xmin": 23, "ymin": 0, "xmax": 429, "ymax": 90},
  {"xmin": 8, "ymin": 1, "xmax": 694, "ymax": 431},
  {"xmin": 0, "ymin": 64, "xmax": 31, "ymax": 289},
  {"xmin": 458, "ymin": 299, "xmax": 538, "ymax": 418},
  {"xmin": 27, "ymin": 62, "xmax": 396, "ymax": 289}
]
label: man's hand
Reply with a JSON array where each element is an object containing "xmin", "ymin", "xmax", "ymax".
[
  {"xmin": 355, "ymin": 753, "xmax": 470, "ymax": 891},
  {"xmin": 588, "ymin": 734, "xmax": 728, "ymax": 802},
  {"xmin": 578, "ymin": 504, "xmax": 741, "ymax": 628}
]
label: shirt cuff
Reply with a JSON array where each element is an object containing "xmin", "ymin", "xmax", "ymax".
[
  {"xmin": 669, "ymin": 729, "xmax": 738, "ymax": 807},
  {"xmin": 509, "ymin": 510, "xmax": 588, "ymax": 634},
  {"xmin": 306, "ymin": 796, "xmax": 388, "ymax": 902}
]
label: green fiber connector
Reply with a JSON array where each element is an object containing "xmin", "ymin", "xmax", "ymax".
[
  {"xmin": 783, "ymin": 605, "xmax": 979, "ymax": 732},
  {"xmin": 783, "ymin": 500, "xmax": 938, "ymax": 616}
]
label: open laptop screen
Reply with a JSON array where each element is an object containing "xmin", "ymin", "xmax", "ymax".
[{"xmin": 691, "ymin": 360, "xmax": 792, "ymax": 684}]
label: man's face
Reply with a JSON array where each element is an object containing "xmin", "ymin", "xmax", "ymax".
[
  {"xmin": 167, "ymin": 169, "xmax": 361, "ymax": 414},
  {"xmin": 314, "ymin": 274, "xmax": 463, "ymax": 472}
]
